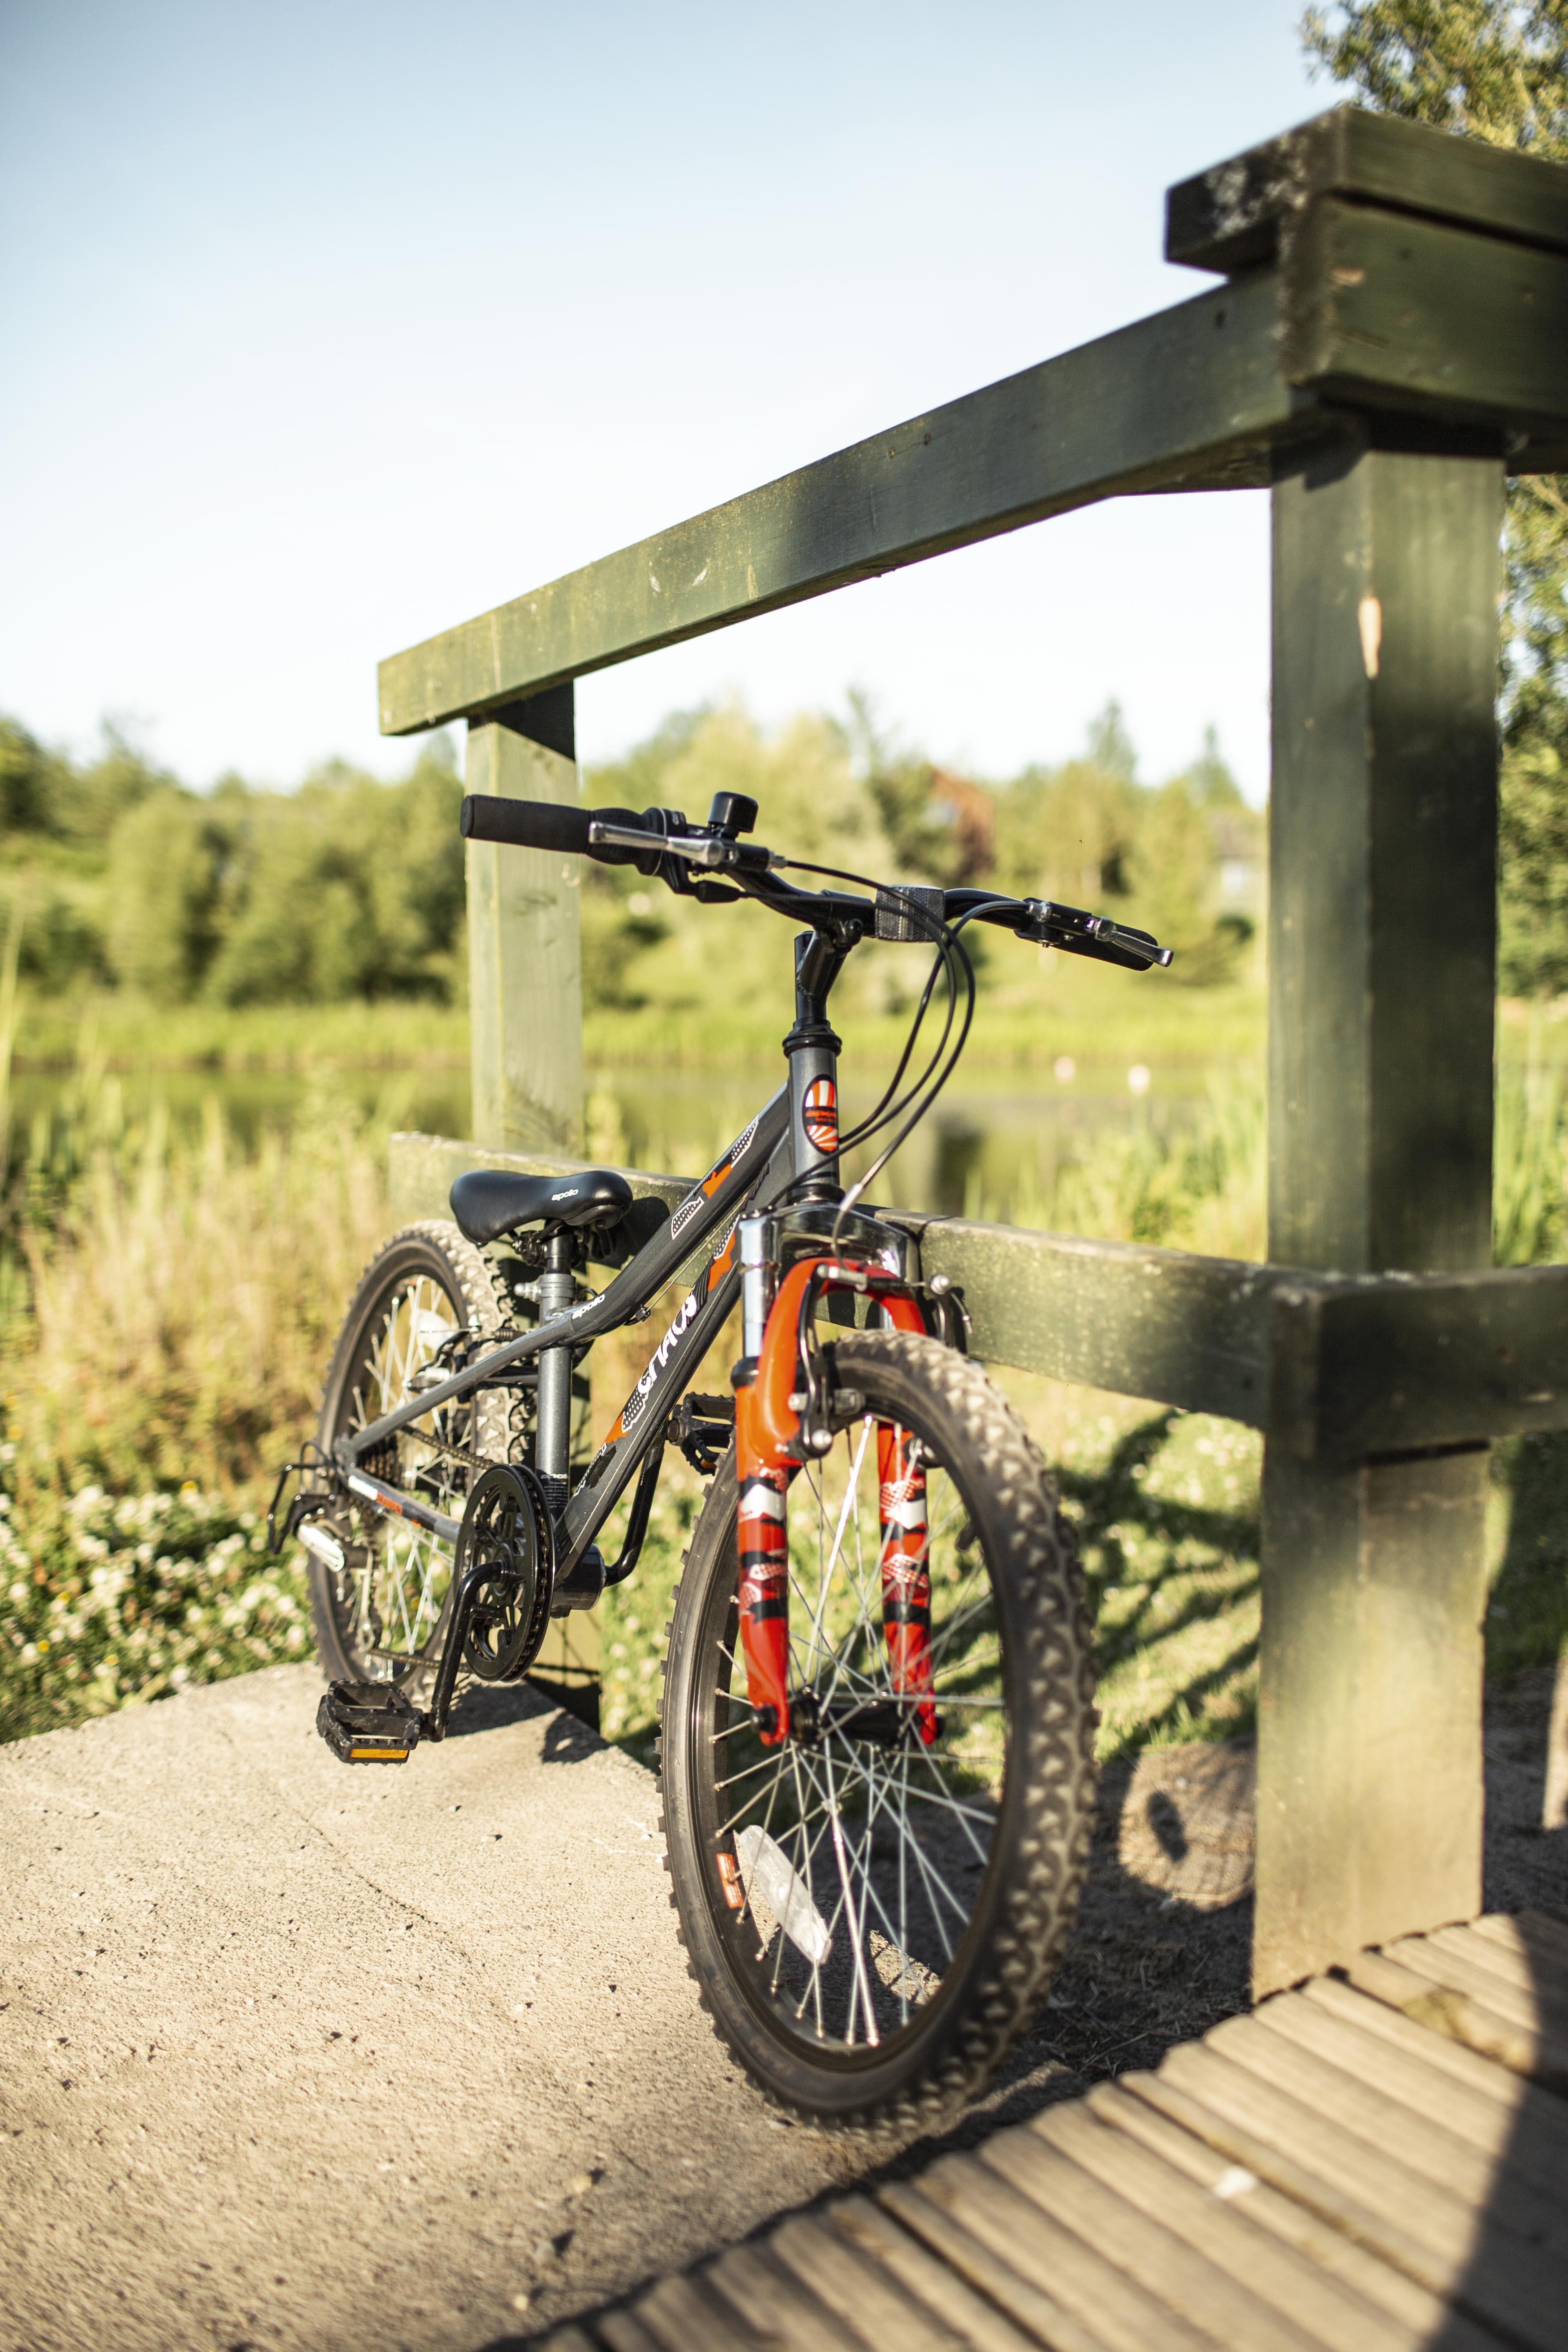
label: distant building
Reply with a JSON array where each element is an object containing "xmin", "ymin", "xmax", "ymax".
[{"xmin": 925, "ymin": 768, "xmax": 996, "ymax": 882}]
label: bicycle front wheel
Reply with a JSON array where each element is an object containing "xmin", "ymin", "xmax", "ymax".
[{"xmin": 659, "ymin": 1328, "xmax": 1096, "ymax": 2135}]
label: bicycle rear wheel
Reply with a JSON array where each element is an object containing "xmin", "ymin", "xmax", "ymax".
[
  {"xmin": 308, "ymin": 1221, "xmax": 522, "ymax": 1702},
  {"xmin": 659, "ymin": 1328, "xmax": 1096, "ymax": 2135}
]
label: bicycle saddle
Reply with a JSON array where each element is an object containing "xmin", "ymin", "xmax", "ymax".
[{"xmin": 449, "ymin": 1166, "xmax": 634, "ymax": 1247}]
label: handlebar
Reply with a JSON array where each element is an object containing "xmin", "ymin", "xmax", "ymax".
[{"xmin": 458, "ymin": 791, "xmax": 1172, "ymax": 971}]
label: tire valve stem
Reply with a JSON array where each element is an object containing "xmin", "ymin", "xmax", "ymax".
[{"xmin": 716, "ymin": 1849, "xmax": 747, "ymax": 1911}]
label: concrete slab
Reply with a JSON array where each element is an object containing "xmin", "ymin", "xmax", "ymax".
[{"xmin": 0, "ymin": 1666, "xmax": 860, "ymax": 2352}]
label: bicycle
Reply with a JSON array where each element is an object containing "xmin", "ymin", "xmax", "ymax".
[{"xmin": 272, "ymin": 783, "xmax": 1171, "ymax": 2134}]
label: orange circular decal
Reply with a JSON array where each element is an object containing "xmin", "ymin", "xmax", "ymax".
[{"xmin": 803, "ymin": 1078, "xmax": 838, "ymax": 1155}]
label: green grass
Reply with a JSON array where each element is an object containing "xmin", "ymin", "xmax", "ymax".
[
  {"xmin": 11, "ymin": 968, "xmax": 1265, "ymax": 1079},
  {"xmin": 12, "ymin": 990, "xmax": 470, "ymax": 1072}
]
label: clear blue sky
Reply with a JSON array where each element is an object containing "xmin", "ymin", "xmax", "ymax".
[{"xmin": 1, "ymin": 1, "xmax": 1325, "ymax": 799}]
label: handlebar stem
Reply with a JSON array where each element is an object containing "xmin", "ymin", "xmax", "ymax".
[{"xmin": 781, "ymin": 929, "xmax": 853, "ymax": 1202}]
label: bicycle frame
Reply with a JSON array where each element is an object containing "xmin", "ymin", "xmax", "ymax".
[
  {"xmin": 330, "ymin": 927, "xmax": 932, "ymax": 1612},
  {"xmin": 334, "ymin": 1085, "xmax": 790, "ymax": 1565}
]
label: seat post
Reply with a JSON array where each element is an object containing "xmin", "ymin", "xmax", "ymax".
[{"xmin": 535, "ymin": 1225, "xmax": 576, "ymax": 1508}]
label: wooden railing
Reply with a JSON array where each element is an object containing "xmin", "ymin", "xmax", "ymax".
[{"xmin": 379, "ymin": 104, "xmax": 1568, "ymax": 1997}]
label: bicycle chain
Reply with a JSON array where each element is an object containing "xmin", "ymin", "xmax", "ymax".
[{"xmin": 374, "ymin": 1337, "xmax": 535, "ymax": 1483}]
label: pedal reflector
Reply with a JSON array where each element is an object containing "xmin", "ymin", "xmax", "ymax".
[{"xmin": 316, "ymin": 1679, "xmax": 423, "ymax": 1764}]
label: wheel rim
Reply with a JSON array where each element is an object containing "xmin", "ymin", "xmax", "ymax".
[
  {"xmin": 687, "ymin": 1402, "xmax": 1013, "ymax": 2067},
  {"xmin": 328, "ymin": 1269, "xmax": 474, "ymax": 1680}
]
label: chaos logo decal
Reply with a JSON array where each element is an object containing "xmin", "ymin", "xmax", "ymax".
[
  {"xmin": 802, "ymin": 1077, "xmax": 838, "ymax": 1156},
  {"xmin": 607, "ymin": 1285, "xmax": 702, "ymax": 1439}
]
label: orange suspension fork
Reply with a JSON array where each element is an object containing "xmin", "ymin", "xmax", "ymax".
[
  {"xmin": 878, "ymin": 1422, "xmax": 938, "ymax": 1746},
  {"xmin": 734, "ymin": 1259, "xmax": 927, "ymax": 1746}
]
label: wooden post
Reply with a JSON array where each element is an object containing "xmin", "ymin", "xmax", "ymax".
[
  {"xmin": 465, "ymin": 684, "xmax": 597, "ymax": 1716},
  {"xmin": 466, "ymin": 684, "xmax": 584, "ymax": 1154},
  {"xmin": 1256, "ymin": 432, "xmax": 1503, "ymax": 1994}
]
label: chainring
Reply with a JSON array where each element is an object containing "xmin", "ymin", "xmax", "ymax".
[{"xmin": 455, "ymin": 1463, "xmax": 553, "ymax": 1682}]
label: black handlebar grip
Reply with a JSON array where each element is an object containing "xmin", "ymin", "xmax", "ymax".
[
  {"xmin": 459, "ymin": 795, "xmax": 659, "ymax": 866},
  {"xmin": 459, "ymin": 795, "xmax": 596, "ymax": 854}
]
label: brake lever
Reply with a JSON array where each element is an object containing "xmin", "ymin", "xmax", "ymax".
[
  {"xmin": 1014, "ymin": 898, "xmax": 1173, "ymax": 970},
  {"xmin": 587, "ymin": 820, "xmax": 780, "ymax": 873}
]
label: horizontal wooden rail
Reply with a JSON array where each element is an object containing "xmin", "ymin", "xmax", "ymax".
[
  {"xmin": 378, "ymin": 271, "xmax": 1292, "ymax": 735},
  {"xmin": 1270, "ymin": 1264, "xmax": 1568, "ymax": 1461},
  {"xmin": 389, "ymin": 1132, "xmax": 1568, "ymax": 1460},
  {"xmin": 379, "ymin": 108, "xmax": 1568, "ymax": 739}
]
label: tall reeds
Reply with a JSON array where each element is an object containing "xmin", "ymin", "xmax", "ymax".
[
  {"xmin": 3, "ymin": 1071, "xmax": 389, "ymax": 1504},
  {"xmin": 0, "ymin": 1013, "xmax": 394, "ymax": 1739}
]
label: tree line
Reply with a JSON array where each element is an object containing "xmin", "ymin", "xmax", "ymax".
[
  {"xmin": 0, "ymin": 700, "xmax": 1261, "ymax": 1010},
  {"xmin": 0, "ymin": 720, "xmax": 467, "ymax": 1004}
]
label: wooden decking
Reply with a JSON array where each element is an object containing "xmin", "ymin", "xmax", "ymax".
[{"xmin": 539, "ymin": 1911, "xmax": 1568, "ymax": 2352}]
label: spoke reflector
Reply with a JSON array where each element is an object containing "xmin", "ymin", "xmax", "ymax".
[{"xmin": 735, "ymin": 1825, "xmax": 833, "ymax": 1966}]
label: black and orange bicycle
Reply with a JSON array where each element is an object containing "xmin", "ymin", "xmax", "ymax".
[{"xmin": 273, "ymin": 785, "xmax": 1170, "ymax": 2134}]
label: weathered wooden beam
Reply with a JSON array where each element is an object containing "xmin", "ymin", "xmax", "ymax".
[
  {"xmin": 379, "ymin": 111, "xmax": 1568, "ymax": 737},
  {"xmin": 1167, "ymin": 102, "xmax": 1568, "ymax": 277},
  {"xmin": 1256, "ymin": 432, "xmax": 1503, "ymax": 2000},
  {"xmin": 1272, "ymin": 1261, "xmax": 1568, "ymax": 1463},
  {"xmin": 1269, "ymin": 442, "xmax": 1501, "ymax": 1280},
  {"xmin": 377, "ymin": 269, "xmax": 1295, "ymax": 735},
  {"xmin": 898, "ymin": 1216, "xmax": 1274, "ymax": 1425},
  {"xmin": 1283, "ymin": 200, "xmax": 1568, "ymax": 441}
]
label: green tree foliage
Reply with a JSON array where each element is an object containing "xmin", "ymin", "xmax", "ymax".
[
  {"xmin": 1303, "ymin": 1, "xmax": 1568, "ymax": 991},
  {"xmin": 0, "ymin": 717, "xmax": 58, "ymax": 833},
  {"xmin": 582, "ymin": 704, "xmax": 894, "ymax": 1014},
  {"xmin": 992, "ymin": 755, "xmax": 1137, "ymax": 906},
  {"xmin": 843, "ymin": 691, "xmax": 984, "ymax": 886},
  {"xmin": 201, "ymin": 749, "xmax": 465, "ymax": 1004},
  {"xmin": 2, "ymin": 722, "xmax": 465, "ymax": 1006},
  {"xmin": 991, "ymin": 706, "xmax": 1258, "ymax": 984},
  {"xmin": 105, "ymin": 791, "xmax": 227, "ymax": 1002},
  {"xmin": 0, "ymin": 719, "xmax": 172, "ymax": 989},
  {"xmin": 3, "ymin": 698, "xmax": 1256, "ymax": 1008}
]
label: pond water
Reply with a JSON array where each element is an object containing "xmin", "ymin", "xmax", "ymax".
[
  {"xmin": 11, "ymin": 1053, "xmax": 1249, "ymax": 1222},
  {"xmin": 599, "ymin": 1063, "xmax": 1239, "ymax": 1220}
]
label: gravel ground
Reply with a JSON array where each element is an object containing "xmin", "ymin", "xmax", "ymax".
[
  {"xmin": 3, "ymin": 1662, "xmax": 1563, "ymax": 2352},
  {"xmin": 0, "ymin": 1667, "xmax": 867, "ymax": 2352}
]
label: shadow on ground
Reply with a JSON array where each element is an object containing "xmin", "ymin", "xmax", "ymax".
[{"xmin": 502, "ymin": 1665, "xmax": 1568, "ymax": 2351}]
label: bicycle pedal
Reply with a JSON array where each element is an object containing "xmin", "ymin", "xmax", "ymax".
[{"xmin": 316, "ymin": 1679, "xmax": 423, "ymax": 1764}]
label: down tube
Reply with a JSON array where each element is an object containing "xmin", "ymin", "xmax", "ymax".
[{"xmin": 557, "ymin": 1260, "xmax": 743, "ymax": 1570}]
